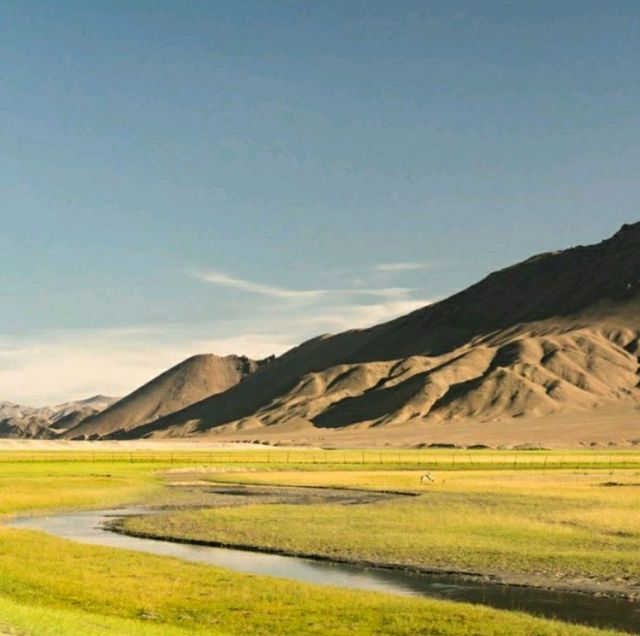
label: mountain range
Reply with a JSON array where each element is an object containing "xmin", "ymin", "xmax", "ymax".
[
  {"xmin": 0, "ymin": 396, "xmax": 116, "ymax": 439},
  {"xmin": 6, "ymin": 223, "xmax": 640, "ymax": 447}
]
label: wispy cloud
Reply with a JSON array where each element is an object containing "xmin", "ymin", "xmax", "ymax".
[
  {"xmin": 373, "ymin": 261, "xmax": 432, "ymax": 272},
  {"xmin": 190, "ymin": 269, "xmax": 326, "ymax": 300},
  {"xmin": 304, "ymin": 299, "xmax": 428, "ymax": 331},
  {"xmin": 191, "ymin": 269, "xmax": 415, "ymax": 302},
  {"xmin": 189, "ymin": 268, "xmax": 431, "ymax": 334},
  {"xmin": 349, "ymin": 287, "xmax": 412, "ymax": 298}
]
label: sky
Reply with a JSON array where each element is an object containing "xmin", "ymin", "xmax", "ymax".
[{"xmin": 1, "ymin": 1, "xmax": 639, "ymax": 405}]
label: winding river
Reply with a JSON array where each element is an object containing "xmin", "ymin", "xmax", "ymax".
[{"xmin": 8, "ymin": 508, "xmax": 640, "ymax": 633}]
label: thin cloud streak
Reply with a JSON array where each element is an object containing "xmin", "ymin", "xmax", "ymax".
[
  {"xmin": 190, "ymin": 269, "xmax": 326, "ymax": 300},
  {"xmin": 191, "ymin": 269, "xmax": 415, "ymax": 301},
  {"xmin": 374, "ymin": 261, "xmax": 432, "ymax": 272},
  {"xmin": 349, "ymin": 287, "xmax": 412, "ymax": 298}
]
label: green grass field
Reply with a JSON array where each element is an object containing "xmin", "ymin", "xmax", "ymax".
[
  {"xmin": 0, "ymin": 450, "xmax": 636, "ymax": 635},
  {"xmin": 124, "ymin": 468, "xmax": 640, "ymax": 591}
]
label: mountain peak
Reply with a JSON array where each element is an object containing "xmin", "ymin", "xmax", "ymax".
[
  {"xmin": 63, "ymin": 352, "xmax": 265, "ymax": 439},
  {"xmin": 611, "ymin": 221, "xmax": 640, "ymax": 243}
]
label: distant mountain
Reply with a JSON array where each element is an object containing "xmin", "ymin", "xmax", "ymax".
[
  {"xmin": 0, "ymin": 395, "xmax": 117, "ymax": 439},
  {"xmin": 0, "ymin": 414, "xmax": 57, "ymax": 439},
  {"xmin": 107, "ymin": 222, "xmax": 640, "ymax": 445},
  {"xmin": 64, "ymin": 354, "xmax": 268, "ymax": 440},
  {"xmin": 0, "ymin": 401, "xmax": 49, "ymax": 422},
  {"xmin": 48, "ymin": 396, "xmax": 118, "ymax": 433},
  {"xmin": 50, "ymin": 395, "xmax": 116, "ymax": 423}
]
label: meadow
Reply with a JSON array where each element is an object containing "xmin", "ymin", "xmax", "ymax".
[
  {"xmin": 0, "ymin": 449, "xmax": 638, "ymax": 635},
  {"xmin": 129, "ymin": 468, "xmax": 640, "ymax": 593}
]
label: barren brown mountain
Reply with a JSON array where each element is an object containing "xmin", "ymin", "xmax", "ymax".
[
  {"xmin": 104, "ymin": 224, "xmax": 640, "ymax": 446},
  {"xmin": 65, "ymin": 354, "xmax": 264, "ymax": 439}
]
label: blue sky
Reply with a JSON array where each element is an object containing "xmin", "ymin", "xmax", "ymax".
[{"xmin": 1, "ymin": 1, "xmax": 639, "ymax": 404}]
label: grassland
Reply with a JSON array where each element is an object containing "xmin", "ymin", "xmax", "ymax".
[
  {"xmin": 124, "ymin": 466, "xmax": 640, "ymax": 597},
  {"xmin": 0, "ymin": 460, "xmax": 163, "ymax": 515},
  {"xmin": 0, "ymin": 449, "xmax": 637, "ymax": 635},
  {"xmin": 4, "ymin": 447, "xmax": 640, "ymax": 470}
]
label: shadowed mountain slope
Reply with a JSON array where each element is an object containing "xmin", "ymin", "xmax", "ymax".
[
  {"xmin": 109, "ymin": 222, "xmax": 640, "ymax": 441},
  {"xmin": 65, "ymin": 354, "xmax": 264, "ymax": 439},
  {"xmin": 0, "ymin": 415, "xmax": 57, "ymax": 439}
]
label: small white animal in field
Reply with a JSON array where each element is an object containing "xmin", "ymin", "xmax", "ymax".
[{"xmin": 420, "ymin": 473, "xmax": 434, "ymax": 484}]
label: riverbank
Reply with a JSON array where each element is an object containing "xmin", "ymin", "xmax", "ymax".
[{"xmin": 111, "ymin": 519, "xmax": 639, "ymax": 602}]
